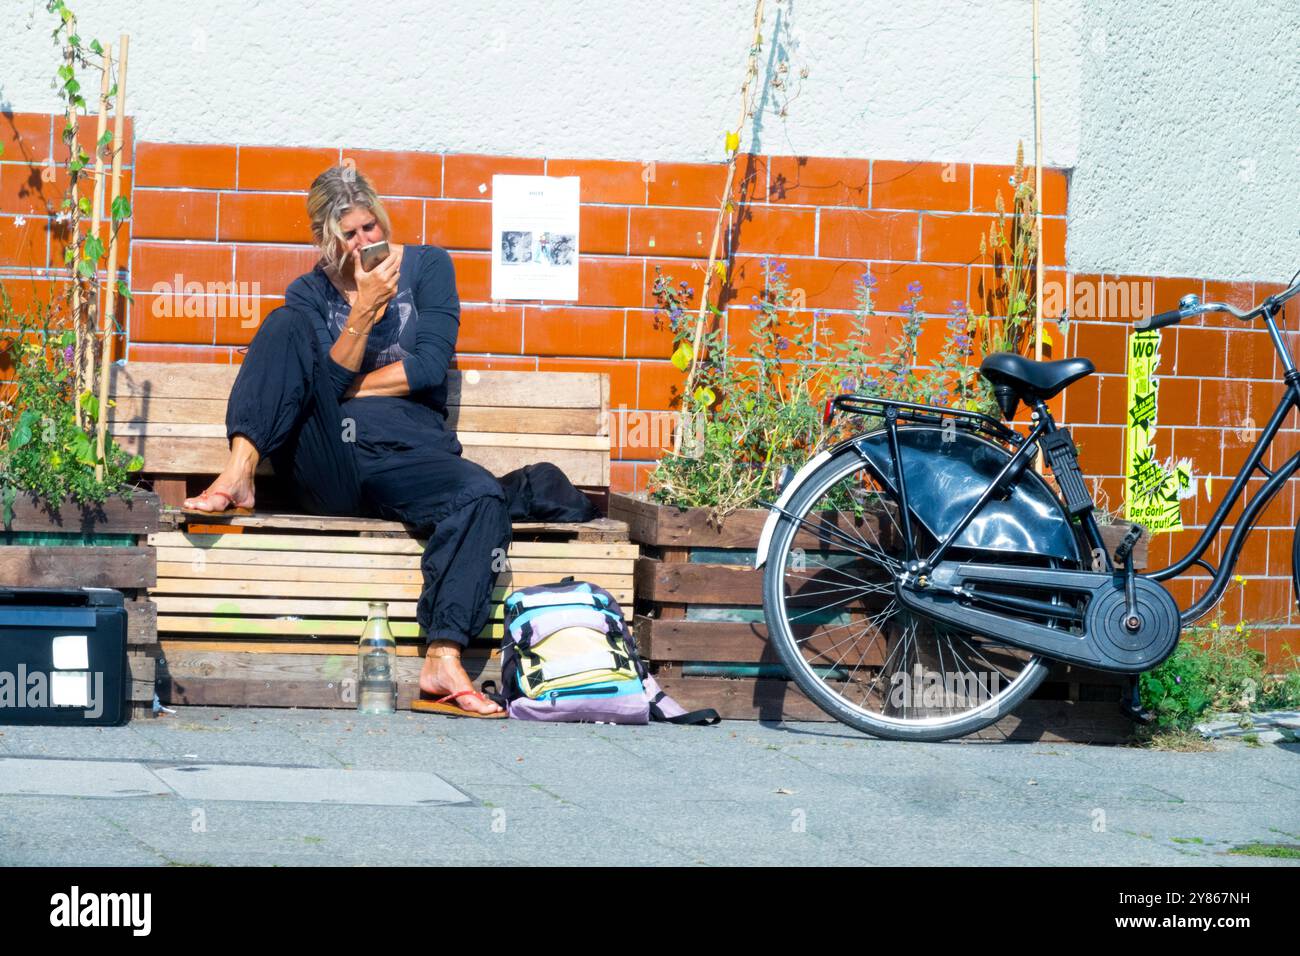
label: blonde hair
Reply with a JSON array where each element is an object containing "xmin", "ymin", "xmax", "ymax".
[{"xmin": 306, "ymin": 165, "xmax": 393, "ymax": 275}]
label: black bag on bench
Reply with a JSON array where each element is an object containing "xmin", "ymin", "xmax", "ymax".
[{"xmin": 498, "ymin": 462, "xmax": 598, "ymax": 522}]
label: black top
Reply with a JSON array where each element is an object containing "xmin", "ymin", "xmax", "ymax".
[{"xmin": 285, "ymin": 244, "xmax": 460, "ymax": 413}]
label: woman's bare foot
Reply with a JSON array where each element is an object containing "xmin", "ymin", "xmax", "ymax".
[
  {"xmin": 183, "ymin": 436, "xmax": 260, "ymax": 513},
  {"xmin": 419, "ymin": 641, "xmax": 503, "ymax": 715},
  {"xmin": 182, "ymin": 475, "xmax": 256, "ymax": 513}
]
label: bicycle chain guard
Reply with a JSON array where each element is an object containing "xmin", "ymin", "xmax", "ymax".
[{"xmin": 899, "ymin": 562, "xmax": 1181, "ymax": 674}]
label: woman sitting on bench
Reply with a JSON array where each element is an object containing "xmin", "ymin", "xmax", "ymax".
[{"xmin": 182, "ymin": 165, "xmax": 509, "ymax": 717}]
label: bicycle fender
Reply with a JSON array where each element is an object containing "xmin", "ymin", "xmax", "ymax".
[
  {"xmin": 855, "ymin": 427, "xmax": 1079, "ymax": 561},
  {"xmin": 754, "ymin": 449, "xmax": 834, "ymax": 569}
]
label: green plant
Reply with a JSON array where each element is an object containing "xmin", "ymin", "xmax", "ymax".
[
  {"xmin": 645, "ymin": 258, "xmax": 981, "ymax": 520},
  {"xmin": 0, "ymin": 300, "xmax": 142, "ymax": 525},
  {"xmin": 0, "ymin": 2, "xmax": 140, "ymax": 523},
  {"xmin": 1138, "ymin": 606, "xmax": 1300, "ymax": 730},
  {"xmin": 1227, "ymin": 843, "xmax": 1300, "ymax": 859}
]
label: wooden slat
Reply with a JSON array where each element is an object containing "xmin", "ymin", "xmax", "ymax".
[
  {"xmin": 109, "ymin": 362, "xmax": 242, "ymax": 400},
  {"xmin": 160, "ymin": 639, "xmax": 497, "ymax": 657},
  {"xmin": 126, "ymin": 599, "xmax": 157, "ymax": 646},
  {"xmin": 609, "ymin": 491, "xmax": 889, "ymax": 552},
  {"xmin": 0, "ymin": 547, "xmax": 155, "ymax": 589},
  {"xmin": 151, "ymin": 531, "xmax": 637, "ymax": 558},
  {"xmin": 109, "ymin": 398, "xmax": 603, "ymax": 437},
  {"xmin": 128, "ymin": 654, "xmax": 156, "ymax": 683},
  {"xmin": 153, "ymin": 589, "xmax": 633, "ymax": 617},
  {"xmin": 612, "ymin": 493, "xmax": 1149, "ymax": 567},
  {"xmin": 152, "ymin": 574, "xmax": 631, "ymax": 598},
  {"xmin": 110, "ymin": 436, "xmax": 274, "ymax": 475},
  {"xmin": 634, "ymin": 615, "xmax": 884, "ymax": 665},
  {"xmin": 160, "ymin": 617, "xmax": 422, "ymax": 637},
  {"xmin": 156, "ymin": 556, "xmax": 633, "ymax": 580},
  {"xmin": 635, "ymin": 557, "xmax": 762, "ymax": 606},
  {"xmin": 119, "ymin": 434, "xmax": 606, "ymax": 484},
  {"xmin": 635, "ymin": 556, "xmax": 892, "ymax": 608},
  {"xmin": 111, "ymin": 364, "xmax": 605, "ymax": 408},
  {"xmin": 4, "ymin": 492, "xmax": 160, "ymax": 535},
  {"xmin": 157, "ymin": 650, "xmax": 502, "ymax": 709},
  {"xmin": 157, "ymin": 509, "xmax": 626, "ymax": 537},
  {"xmin": 652, "ymin": 675, "xmax": 1132, "ymax": 741},
  {"xmin": 157, "ymin": 616, "xmax": 509, "ymax": 638}
]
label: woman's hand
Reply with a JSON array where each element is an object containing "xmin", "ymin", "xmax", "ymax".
[{"xmin": 351, "ymin": 247, "xmax": 400, "ymax": 322}]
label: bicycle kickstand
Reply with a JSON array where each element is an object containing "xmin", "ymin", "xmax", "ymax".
[{"xmin": 1113, "ymin": 523, "xmax": 1156, "ymax": 725}]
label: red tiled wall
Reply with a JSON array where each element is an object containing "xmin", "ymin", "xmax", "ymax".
[
  {"xmin": 120, "ymin": 145, "xmax": 1072, "ymax": 493},
  {"xmin": 1060, "ymin": 275, "xmax": 1300, "ymax": 665},
  {"xmin": 2, "ymin": 112, "xmax": 1297, "ymax": 661}
]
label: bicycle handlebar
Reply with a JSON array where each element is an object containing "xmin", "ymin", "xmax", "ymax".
[
  {"xmin": 1134, "ymin": 279, "xmax": 1300, "ymax": 331},
  {"xmin": 1135, "ymin": 308, "xmax": 1184, "ymax": 331}
]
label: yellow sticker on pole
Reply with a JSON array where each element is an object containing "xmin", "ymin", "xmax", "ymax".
[{"xmin": 1124, "ymin": 330, "xmax": 1185, "ymax": 532}]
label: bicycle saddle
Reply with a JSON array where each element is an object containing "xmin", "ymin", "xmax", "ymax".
[{"xmin": 979, "ymin": 353, "xmax": 1095, "ymax": 401}]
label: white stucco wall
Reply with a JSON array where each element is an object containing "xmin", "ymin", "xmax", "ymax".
[
  {"xmin": 1068, "ymin": 0, "xmax": 1300, "ymax": 283},
  {"xmin": 2, "ymin": 0, "xmax": 1295, "ymax": 281}
]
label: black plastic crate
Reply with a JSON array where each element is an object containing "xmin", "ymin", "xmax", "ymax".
[{"xmin": 0, "ymin": 587, "xmax": 127, "ymax": 726}]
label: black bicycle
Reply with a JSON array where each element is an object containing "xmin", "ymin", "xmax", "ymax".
[{"xmin": 756, "ymin": 274, "xmax": 1300, "ymax": 741}]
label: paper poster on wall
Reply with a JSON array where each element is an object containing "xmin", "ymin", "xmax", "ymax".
[
  {"xmin": 490, "ymin": 175, "xmax": 580, "ymax": 301},
  {"xmin": 1124, "ymin": 329, "xmax": 1193, "ymax": 532}
]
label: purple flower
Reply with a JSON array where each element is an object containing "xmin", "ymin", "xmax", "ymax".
[
  {"xmin": 951, "ymin": 300, "xmax": 966, "ymax": 313},
  {"xmin": 776, "ymin": 336, "xmax": 790, "ymax": 351},
  {"xmin": 906, "ymin": 280, "xmax": 924, "ymax": 296},
  {"xmin": 900, "ymin": 301, "xmax": 916, "ymax": 315},
  {"xmin": 843, "ymin": 377, "xmax": 857, "ymax": 392},
  {"xmin": 63, "ymin": 345, "xmax": 74, "ymax": 363},
  {"xmin": 1175, "ymin": 676, "xmax": 1182, "ymax": 684}
]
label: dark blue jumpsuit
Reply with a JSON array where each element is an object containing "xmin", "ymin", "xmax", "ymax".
[{"xmin": 225, "ymin": 244, "xmax": 512, "ymax": 648}]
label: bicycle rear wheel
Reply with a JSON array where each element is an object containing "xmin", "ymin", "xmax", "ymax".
[{"xmin": 761, "ymin": 446, "xmax": 1052, "ymax": 741}]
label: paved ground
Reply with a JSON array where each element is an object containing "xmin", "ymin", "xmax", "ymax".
[{"xmin": 0, "ymin": 707, "xmax": 1297, "ymax": 866}]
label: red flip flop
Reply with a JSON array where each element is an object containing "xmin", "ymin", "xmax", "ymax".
[
  {"xmin": 181, "ymin": 489, "xmax": 255, "ymax": 517},
  {"xmin": 411, "ymin": 689, "xmax": 507, "ymax": 719}
]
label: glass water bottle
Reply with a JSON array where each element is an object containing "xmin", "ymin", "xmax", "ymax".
[{"xmin": 356, "ymin": 601, "xmax": 397, "ymax": 715}]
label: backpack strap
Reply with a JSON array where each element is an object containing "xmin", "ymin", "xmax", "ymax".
[
  {"xmin": 643, "ymin": 676, "xmax": 720, "ymax": 726},
  {"xmin": 649, "ymin": 690, "xmax": 720, "ymax": 726}
]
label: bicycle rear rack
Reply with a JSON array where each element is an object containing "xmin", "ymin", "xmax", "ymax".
[{"xmin": 828, "ymin": 394, "xmax": 1026, "ymax": 449}]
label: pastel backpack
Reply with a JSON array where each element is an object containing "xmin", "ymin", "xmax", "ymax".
[{"xmin": 501, "ymin": 580, "xmax": 719, "ymax": 726}]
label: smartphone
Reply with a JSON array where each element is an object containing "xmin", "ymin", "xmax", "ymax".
[{"xmin": 359, "ymin": 240, "xmax": 390, "ymax": 272}]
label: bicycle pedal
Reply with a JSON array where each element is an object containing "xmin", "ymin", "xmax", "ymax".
[{"xmin": 1114, "ymin": 523, "xmax": 1146, "ymax": 566}]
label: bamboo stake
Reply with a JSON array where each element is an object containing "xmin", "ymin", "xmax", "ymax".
[
  {"xmin": 673, "ymin": 0, "xmax": 766, "ymax": 455},
  {"xmin": 1032, "ymin": 0, "xmax": 1045, "ymax": 362},
  {"xmin": 64, "ymin": 60, "xmax": 85, "ymax": 429},
  {"xmin": 94, "ymin": 34, "xmax": 129, "ymax": 481},
  {"xmin": 81, "ymin": 44, "xmax": 112, "ymax": 432}
]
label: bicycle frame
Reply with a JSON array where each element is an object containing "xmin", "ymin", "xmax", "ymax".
[{"xmin": 829, "ymin": 295, "xmax": 1300, "ymax": 631}]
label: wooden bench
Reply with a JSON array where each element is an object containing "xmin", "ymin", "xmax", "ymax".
[{"xmin": 106, "ymin": 362, "xmax": 638, "ymax": 709}]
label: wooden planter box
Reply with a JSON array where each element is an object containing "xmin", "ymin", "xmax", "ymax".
[
  {"xmin": 1, "ymin": 490, "xmax": 160, "ymax": 719},
  {"xmin": 610, "ymin": 491, "xmax": 1149, "ymax": 743}
]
